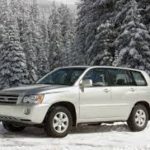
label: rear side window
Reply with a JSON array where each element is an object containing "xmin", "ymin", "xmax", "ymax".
[
  {"xmin": 108, "ymin": 69, "xmax": 134, "ymax": 86},
  {"xmin": 131, "ymin": 71, "xmax": 147, "ymax": 86}
]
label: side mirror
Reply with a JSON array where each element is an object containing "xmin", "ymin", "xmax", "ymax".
[{"xmin": 80, "ymin": 79, "xmax": 93, "ymax": 88}]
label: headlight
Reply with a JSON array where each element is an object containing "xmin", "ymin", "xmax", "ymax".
[{"xmin": 23, "ymin": 95, "xmax": 44, "ymax": 104}]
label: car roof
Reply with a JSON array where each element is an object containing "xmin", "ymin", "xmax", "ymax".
[
  {"xmin": 61, "ymin": 66, "xmax": 143, "ymax": 72},
  {"xmin": 61, "ymin": 66, "xmax": 89, "ymax": 69}
]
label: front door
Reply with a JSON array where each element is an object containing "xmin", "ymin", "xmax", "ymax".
[{"xmin": 79, "ymin": 68, "xmax": 112, "ymax": 121}]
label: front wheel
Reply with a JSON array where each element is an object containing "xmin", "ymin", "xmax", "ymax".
[
  {"xmin": 127, "ymin": 104, "xmax": 148, "ymax": 131},
  {"xmin": 44, "ymin": 106, "xmax": 73, "ymax": 137},
  {"xmin": 2, "ymin": 121, "xmax": 25, "ymax": 132}
]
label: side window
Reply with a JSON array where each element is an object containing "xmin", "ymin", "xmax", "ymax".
[
  {"xmin": 108, "ymin": 69, "xmax": 133, "ymax": 86},
  {"xmin": 132, "ymin": 71, "xmax": 147, "ymax": 86},
  {"xmin": 83, "ymin": 68, "xmax": 108, "ymax": 86}
]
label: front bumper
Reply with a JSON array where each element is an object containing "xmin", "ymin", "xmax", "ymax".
[{"xmin": 0, "ymin": 104, "xmax": 50, "ymax": 124}]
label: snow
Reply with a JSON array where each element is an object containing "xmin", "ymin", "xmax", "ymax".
[{"xmin": 1, "ymin": 122, "xmax": 150, "ymax": 150}]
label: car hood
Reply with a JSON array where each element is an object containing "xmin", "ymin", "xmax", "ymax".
[{"xmin": 0, "ymin": 84, "xmax": 68, "ymax": 95}]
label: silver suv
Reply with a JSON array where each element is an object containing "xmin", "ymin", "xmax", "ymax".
[{"xmin": 0, "ymin": 66, "xmax": 150, "ymax": 137}]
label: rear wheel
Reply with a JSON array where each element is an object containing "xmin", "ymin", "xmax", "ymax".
[
  {"xmin": 2, "ymin": 121, "xmax": 25, "ymax": 132},
  {"xmin": 44, "ymin": 106, "xmax": 73, "ymax": 137},
  {"xmin": 127, "ymin": 104, "xmax": 148, "ymax": 131}
]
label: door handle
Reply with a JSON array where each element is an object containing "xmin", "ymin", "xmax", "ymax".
[
  {"xmin": 104, "ymin": 89, "xmax": 110, "ymax": 93},
  {"xmin": 130, "ymin": 88, "xmax": 135, "ymax": 92}
]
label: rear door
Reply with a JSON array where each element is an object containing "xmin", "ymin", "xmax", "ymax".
[{"xmin": 107, "ymin": 68, "xmax": 135, "ymax": 119}]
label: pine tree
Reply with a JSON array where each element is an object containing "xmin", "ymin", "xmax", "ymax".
[
  {"xmin": 115, "ymin": 0, "xmax": 129, "ymax": 26},
  {"xmin": 0, "ymin": 14, "xmax": 28, "ymax": 88},
  {"xmin": 22, "ymin": 24, "xmax": 38, "ymax": 83},
  {"xmin": 37, "ymin": 11, "xmax": 49, "ymax": 78},
  {"xmin": 0, "ymin": 0, "xmax": 77, "ymax": 87},
  {"xmin": 75, "ymin": 0, "xmax": 95, "ymax": 65},
  {"xmin": 88, "ymin": 21, "xmax": 116, "ymax": 65},
  {"xmin": 137, "ymin": 0, "xmax": 150, "ymax": 32},
  {"xmin": 22, "ymin": 0, "xmax": 41, "ymax": 83},
  {"xmin": 9, "ymin": 0, "xmax": 39, "ymax": 83},
  {"xmin": 0, "ymin": 0, "xmax": 9, "ymax": 25},
  {"xmin": 30, "ymin": 0, "xmax": 39, "ymax": 24},
  {"xmin": 37, "ymin": 45, "xmax": 49, "ymax": 78},
  {"xmin": 75, "ymin": 0, "xmax": 116, "ymax": 65},
  {"xmin": 58, "ymin": 4, "xmax": 75, "ymax": 66},
  {"xmin": 48, "ymin": 2, "xmax": 63, "ymax": 70},
  {"xmin": 114, "ymin": 0, "xmax": 150, "ymax": 73}
]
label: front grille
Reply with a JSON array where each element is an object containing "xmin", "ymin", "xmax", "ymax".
[{"xmin": 0, "ymin": 94, "xmax": 18, "ymax": 104}]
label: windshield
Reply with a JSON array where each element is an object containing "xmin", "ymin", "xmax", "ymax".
[{"xmin": 37, "ymin": 68, "xmax": 86, "ymax": 86}]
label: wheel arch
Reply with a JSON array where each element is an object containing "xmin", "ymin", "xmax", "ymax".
[
  {"xmin": 43, "ymin": 101, "xmax": 77, "ymax": 126},
  {"xmin": 131, "ymin": 101, "xmax": 150, "ymax": 120}
]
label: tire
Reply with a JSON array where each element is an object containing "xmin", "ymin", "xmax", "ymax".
[
  {"xmin": 127, "ymin": 104, "xmax": 148, "ymax": 132},
  {"xmin": 2, "ymin": 121, "xmax": 25, "ymax": 132},
  {"xmin": 44, "ymin": 106, "xmax": 73, "ymax": 138}
]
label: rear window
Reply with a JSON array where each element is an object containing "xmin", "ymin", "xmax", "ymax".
[
  {"xmin": 131, "ymin": 71, "xmax": 147, "ymax": 86},
  {"xmin": 107, "ymin": 69, "xmax": 134, "ymax": 86}
]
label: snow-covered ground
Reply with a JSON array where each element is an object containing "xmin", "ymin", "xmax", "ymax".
[{"xmin": 0, "ymin": 122, "xmax": 150, "ymax": 150}]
